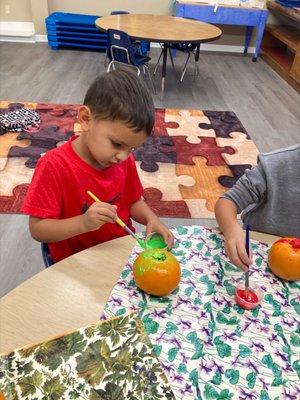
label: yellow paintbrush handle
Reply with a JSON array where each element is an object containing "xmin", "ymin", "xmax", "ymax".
[
  {"xmin": 115, "ymin": 217, "xmax": 125, "ymax": 228},
  {"xmin": 87, "ymin": 191, "xmax": 125, "ymax": 229},
  {"xmin": 87, "ymin": 190, "xmax": 145, "ymax": 248},
  {"xmin": 87, "ymin": 190, "xmax": 100, "ymax": 203}
]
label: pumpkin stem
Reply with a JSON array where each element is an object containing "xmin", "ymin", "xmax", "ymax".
[{"xmin": 152, "ymin": 252, "xmax": 167, "ymax": 261}]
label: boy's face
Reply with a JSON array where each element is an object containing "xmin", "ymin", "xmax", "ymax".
[{"xmin": 77, "ymin": 106, "xmax": 148, "ymax": 169}]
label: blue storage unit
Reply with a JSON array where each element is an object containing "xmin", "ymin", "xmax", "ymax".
[
  {"xmin": 174, "ymin": 1, "xmax": 269, "ymax": 61},
  {"xmin": 45, "ymin": 12, "xmax": 107, "ymax": 51}
]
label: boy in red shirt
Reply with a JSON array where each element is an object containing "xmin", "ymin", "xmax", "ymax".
[{"xmin": 22, "ymin": 69, "xmax": 174, "ymax": 263}]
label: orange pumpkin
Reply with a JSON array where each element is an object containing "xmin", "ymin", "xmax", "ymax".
[
  {"xmin": 133, "ymin": 249, "xmax": 181, "ymax": 296},
  {"xmin": 268, "ymin": 237, "xmax": 300, "ymax": 281}
]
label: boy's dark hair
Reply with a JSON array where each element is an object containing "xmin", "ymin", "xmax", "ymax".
[{"xmin": 83, "ymin": 68, "xmax": 155, "ymax": 136}]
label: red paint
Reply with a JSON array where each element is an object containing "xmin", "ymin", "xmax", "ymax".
[
  {"xmin": 235, "ymin": 289, "xmax": 259, "ymax": 310},
  {"xmin": 277, "ymin": 238, "xmax": 300, "ymax": 251},
  {"xmin": 237, "ymin": 289, "xmax": 258, "ymax": 302}
]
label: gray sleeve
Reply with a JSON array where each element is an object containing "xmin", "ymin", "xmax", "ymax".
[{"xmin": 221, "ymin": 163, "xmax": 267, "ymax": 213}]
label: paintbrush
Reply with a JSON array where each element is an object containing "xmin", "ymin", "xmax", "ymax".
[
  {"xmin": 245, "ymin": 224, "xmax": 250, "ymax": 295},
  {"xmin": 87, "ymin": 190, "xmax": 145, "ymax": 249}
]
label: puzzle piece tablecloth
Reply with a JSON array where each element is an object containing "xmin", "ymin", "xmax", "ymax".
[{"xmin": 103, "ymin": 226, "xmax": 300, "ymax": 400}]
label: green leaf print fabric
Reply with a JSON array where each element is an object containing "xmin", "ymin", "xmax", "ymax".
[
  {"xmin": 0, "ymin": 313, "xmax": 175, "ymax": 399},
  {"xmin": 102, "ymin": 226, "xmax": 300, "ymax": 400}
]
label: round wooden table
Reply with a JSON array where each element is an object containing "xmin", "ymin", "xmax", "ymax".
[
  {"xmin": 95, "ymin": 14, "xmax": 222, "ymax": 95},
  {"xmin": 0, "ymin": 230, "xmax": 279, "ymax": 354}
]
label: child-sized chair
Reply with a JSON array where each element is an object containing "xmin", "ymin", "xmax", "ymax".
[
  {"xmin": 110, "ymin": 11, "xmax": 150, "ymax": 56},
  {"xmin": 41, "ymin": 242, "xmax": 54, "ymax": 267},
  {"xmin": 104, "ymin": 10, "xmax": 150, "ymax": 66},
  {"xmin": 153, "ymin": 17, "xmax": 200, "ymax": 83},
  {"xmin": 107, "ymin": 29, "xmax": 155, "ymax": 93},
  {"xmin": 110, "ymin": 10, "xmax": 129, "ymax": 15}
]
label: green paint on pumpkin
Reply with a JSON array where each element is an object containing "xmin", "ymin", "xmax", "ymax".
[{"xmin": 134, "ymin": 250, "xmax": 167, "ymax": 276}]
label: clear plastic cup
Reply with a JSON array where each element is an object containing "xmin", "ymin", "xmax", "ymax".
[
  {"xmin": 235, "ymin": 282, "xmax": 263, "ymax": 310},
  {"xmin": 145, "ymin": 232, "xmax": 168, "ymax": 250}
]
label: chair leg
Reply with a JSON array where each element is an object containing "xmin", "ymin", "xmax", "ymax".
[
  {"xmin": 180, "ymin": 52, "xmax": 191, "ymax": 83},
  {"xmin": 108, "ymin": 60, "xmax": 140, "ymax": 76},
  {"xmin": 104, "ymin": 50, "xmax": 108, "ymax": 67},
  {"xmin": 193, "ymin": 52, "xmax": 200, "ymax": 80},
  {"xmin": 169, "ymin": 48, "xmax": 175, "ymax": 69},
  {"xmin": 145, "ymin": 65, "xmax": 156, "ymax": 95},
  {"xmin": 107, "ymin": 60, "xmax": 115, "ymax": 72},
  {"xmin": 153, "ymin": 48, "xmax": 163, "ymax": 76}
]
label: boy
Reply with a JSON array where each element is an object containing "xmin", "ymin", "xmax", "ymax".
[
  {"xmin": 22, "ymin": 69, "xmax": 174, "ymax": 263},
  {"xmin": 215, "ymin": 144, "xmax": 300, "ymax": 270}
]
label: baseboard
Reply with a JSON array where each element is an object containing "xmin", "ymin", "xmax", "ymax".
[
  {"xmin": 35, "ymin": 35, "xmax": 47, "ymax": 42},
  {"xmin": 0, "ymin": 29, "xmax": 255, "ymax": 54},
  {"xmin": 0, "ymin": 21, "xmax": 35, "ymax": 38}
]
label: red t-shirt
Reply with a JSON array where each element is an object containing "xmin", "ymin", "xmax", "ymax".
[{"xmin": 21, "ymin": 136, "xmax": 143, "ymax": 263}]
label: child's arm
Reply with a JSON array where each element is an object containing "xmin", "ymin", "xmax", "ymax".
[
  {"xmin": 215, "ymin": 198, "xmax": 251, "ymax": 271},
  {"xmin": 29, "ymin": 202, "xmax": 117, "ymax": 243},
  {"xmin": 130, "ymin": 198, "xmax": 174, "ymax": 249}
]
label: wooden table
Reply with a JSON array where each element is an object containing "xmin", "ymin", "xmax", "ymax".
[
  {"xmin": 95, "ymin": 14, "xmax": 222, "ymax": 95},
  {"xmin": 0, "ymin": 230, "xmax": 279, "ymax": 354},
  {"xmin": 175, "ymin": 1, "xmax": 269, "ymax": 61}
]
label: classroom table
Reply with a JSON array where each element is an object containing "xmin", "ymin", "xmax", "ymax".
[
  {"xmin": 95, "ymin": 14, "xmax": 222, "ymax": 96},
  {"xmin": 2, "ymin": 226, "xmax": 299, "ymax": 398},
  {"xmin": 0, "ymin": 228, "xmax": 278, "ymax": 354}
]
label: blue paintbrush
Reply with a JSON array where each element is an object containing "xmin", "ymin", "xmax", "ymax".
[{"xmin": 245, "ymin": 224, "xmax": 250, "ymax": 291}]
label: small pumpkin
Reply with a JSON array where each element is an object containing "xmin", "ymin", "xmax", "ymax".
[
  {"xmin": 268, "ymin": 237, "xmax": 300, "ymax": 281},
  {"xmin": 133, "ymin": 249, "xmax": 181, "ymax": 296}
]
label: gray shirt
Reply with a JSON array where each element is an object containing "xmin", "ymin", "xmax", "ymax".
[{"xmin": 222, "ymin": 144, "xmax": 300, "ymax": 237}]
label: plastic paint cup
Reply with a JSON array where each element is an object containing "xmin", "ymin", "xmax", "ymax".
[
  {"xmin": 235, "ymin": 282, "xmax": 263, "ymax": 310},
  {"xmin": 145, "ymin": 232, "xmax": 168, "ymax": 250}
]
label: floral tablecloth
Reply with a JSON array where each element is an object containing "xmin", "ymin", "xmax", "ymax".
[
  {"xmin": 103, "ymin": 226, "xmax": 300, "ymax": 400},
  {"xmin": 0, "ymin": 313, "xmax": 175, "ymax": 399}
]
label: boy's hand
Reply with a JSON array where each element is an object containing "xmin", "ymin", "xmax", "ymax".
[
  {"xmin": 82, "ymin": 202, "xmax": 117, "ymax": 232},
  {"xmin": 146, "ymin": 218, "xmax": 174, "ymax": 250},
  {"xmin": 224, "ymin": 225, "xmax": 252, "ymax": 271}
]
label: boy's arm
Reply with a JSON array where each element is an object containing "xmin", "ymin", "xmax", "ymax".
[
  {"xmin": 29, "ymin": 202, "xmax": 117, "ymax": 243},
  {"xmin": 130, "ymin": 198, "xmax": 174, "ymax": 249},
  {"xmin": 215, "ymin": 163, "xmax": 267, "ymax": 270},
  {"xmin": 215, "ymin": 198, "xmax": 250, "ymax": 271},
  {"xmin": 30, "ymin": 215, "xmax": 88, "ymax": 243}
]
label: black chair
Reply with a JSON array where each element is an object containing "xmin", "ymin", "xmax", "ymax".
[
  {"xmin": 104, "ymin": 11, "xmax": 150, "ymax": 66},
  {"xmin": 104, "ymin": 11, "xmax": 130, "ymax": 66},
  {"xmin": 110, "ymin": 10, "xmax": 150, "ymax": 56},
  {"xmin": 110, "ymin": 10, "xmax": 129, "ymax": 15},
  {"xmin": 106, "ymin": 29, "xmax": 155, "ymax": 92},
  {"xmin": 153, "ymin": 18, "xmax": 200, "ymax": 83},
  {"xmin": 41, "ymin": 242, "xmax": 54, "ymax": 267}
]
